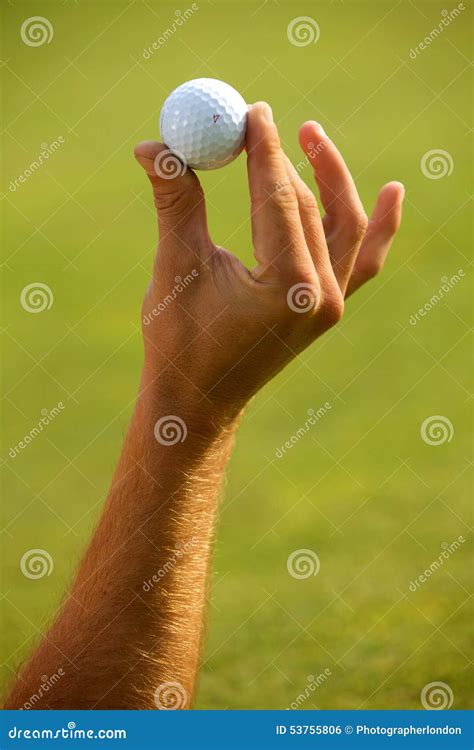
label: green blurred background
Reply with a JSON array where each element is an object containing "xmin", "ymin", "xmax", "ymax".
[{"xmin": 1, "ymin": 0, "xmax": 472, "ymax": 709}]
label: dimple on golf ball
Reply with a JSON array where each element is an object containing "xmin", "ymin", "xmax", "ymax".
[{"xmin": 159, "ymin": 78, "xmax": 248, "ymax": 171}]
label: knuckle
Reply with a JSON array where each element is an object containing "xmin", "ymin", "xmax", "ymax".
[
  {"xmin": 249, "ymin": 132, "xmax": 282, "ymax": 170},
  {"xmin": 348, "ymin": 210, "xmax": 369, "ymax": 242},
  {"xmin": 260, "ymin": 130, "xmax": 282, "ymax": 158},
  {"xmin": 283, "ymin": 276, "xmax": 320, "ymax": 317},
  {"xmin": 153, "ymin": 185, "xmax": 204, "ymax": 216},
  {"xmin": 269, "ymin": 183, "xmax": 299, "ymax": 212},
  {"xmin": 357, "ymin": 256, "xmax": 384, "ymax": 282},
  {"xmin": 298, "ymin": 188, "xmax": 319, "ymax": 214},
  {"xmin": 321, "ymin": 290, "xmax": 344, "ymax": 326}
]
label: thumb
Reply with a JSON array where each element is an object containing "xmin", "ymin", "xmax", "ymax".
[{"xmin": 134, "ymin": 141, "xmax": 210, "ymax": 254}]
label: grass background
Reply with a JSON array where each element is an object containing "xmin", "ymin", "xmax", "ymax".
[{"xmin": 1, "ymin": 0, "xmax": 472, "ymax": 709}]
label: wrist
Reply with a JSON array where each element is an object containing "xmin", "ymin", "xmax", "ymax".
[
  {"xmin": 138, "ymin": 360, "xmax": 244, "ymax": 442},
  {"xmin": 115, "ymin": 370, "xmax": 241, "ymax": 486}
]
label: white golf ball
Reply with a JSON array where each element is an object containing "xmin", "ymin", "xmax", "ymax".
[{"xmin": 159, "ymin": 78, "xmax": 248, "ymax": 171}]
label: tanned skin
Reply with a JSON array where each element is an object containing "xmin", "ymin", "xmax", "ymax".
[{"xmin": 5, "ymin": 103, "xmax": 403, "ymax": 709}]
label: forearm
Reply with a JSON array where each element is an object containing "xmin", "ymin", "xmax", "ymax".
[{"xmin": 6, "ymin": 375, "xmax": 238, "ymax": 710}]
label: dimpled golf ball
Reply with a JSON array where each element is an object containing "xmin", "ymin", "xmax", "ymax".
[{"xmin": 159, "ymin": 78, "xmax": 247, "ymax": 171}]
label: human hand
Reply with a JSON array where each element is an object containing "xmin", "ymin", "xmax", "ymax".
[{"xmin": 134, "ymin": 102, "xmax": 404, "ymax": 432}]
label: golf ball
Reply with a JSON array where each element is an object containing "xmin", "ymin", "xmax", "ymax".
[{"xmin": 159, "ymin": 78, "xmax": 247, "ymax": 171}]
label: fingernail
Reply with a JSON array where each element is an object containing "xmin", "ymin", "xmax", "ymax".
[{"xmin": 263, "ymin": 105, "xmax": 273, "ymax": 123}]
